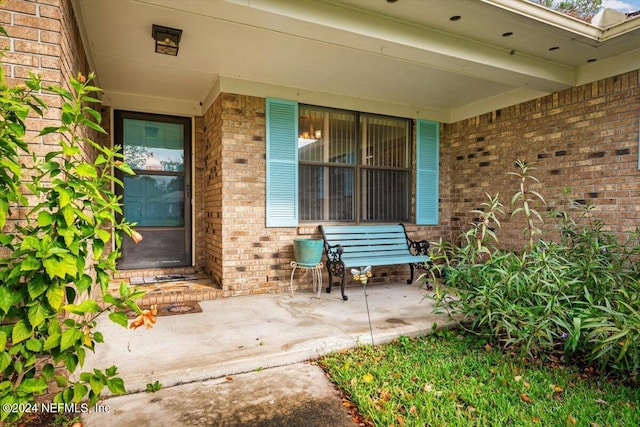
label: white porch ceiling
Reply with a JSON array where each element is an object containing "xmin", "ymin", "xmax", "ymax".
[{"xmin": 71, "ymin": 0, "xmax": 640, "ymax": 122}]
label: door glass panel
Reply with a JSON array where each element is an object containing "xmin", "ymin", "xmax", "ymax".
[
  {"xmin": 116, "ymin": 111, "xmax": 191, "ymax": 270},
  {"xmin": 123, "ymin": 119, "xmax": 184, "ymax": 171},
  {"xmin": 123, "ymin": 175, "xmax": 184, "ymax": 227}
]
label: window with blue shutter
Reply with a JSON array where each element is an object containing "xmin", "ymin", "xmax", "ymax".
[
  {"xmin": 266, "ymin": 98, "xmax": 298, "ymax": 227},
  {"xmin": 416, "ymin": 119, "xmax": 439, "ymax": 225}
]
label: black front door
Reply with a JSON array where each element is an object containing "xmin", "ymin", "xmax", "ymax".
[{"xmin": 115, "ymin": 110, "xmax": 191, "ymax": 269}]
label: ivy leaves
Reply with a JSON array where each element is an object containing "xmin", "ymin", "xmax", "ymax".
[{"xmin": 0, "ymin": 70, "xmax": 148, "ymax": 422}]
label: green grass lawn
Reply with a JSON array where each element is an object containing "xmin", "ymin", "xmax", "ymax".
[{"xmin": 319, "ymin": 330, "xmax": 639, "ymax": 427}]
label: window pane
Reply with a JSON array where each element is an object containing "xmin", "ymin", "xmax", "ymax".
[
  {"xmin": 123, "ymin": 175, "xmax": 184, "ymax": 226},
  {"xmin": 299, "ymin": 165, "xmax": 354, "ymax": 221},
  {"xmin": 361, "ymin": 114, "xmax": 409, "ymax": 168},
  {"xmin": 299, "ymin": 164, "xmax": 324, "ymax": 221},
  {"xmin": 361, "ymin": 169, "xmax": 410, "ymax": 222},
  {"xmin": 298, "ymin": 105, "xmax": 410, "ymax": 223},
  {"xmin": 299, "ymin": 106, "xmax": 355, "ymax": 164},
  {"xmin": 123, "ymin": 119, "xmax": 184, "ymax": 171},
  {"xmin": 330, "ymin": 166, "xmax": 354, "ymax": 221}
]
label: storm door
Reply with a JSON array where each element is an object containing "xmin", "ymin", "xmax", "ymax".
[{"xmin": 115, "ymin": 110, "xmax": 192, "ymax": 269}]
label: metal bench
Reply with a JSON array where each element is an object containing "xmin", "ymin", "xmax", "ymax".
[{"xmin": 320, "ymin": 224, "xmax": 431, "ymax": 300}]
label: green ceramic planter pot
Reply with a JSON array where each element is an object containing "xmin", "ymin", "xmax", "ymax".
[{"xmin": 293, "ymin": 238, "xmax": 323, "ymax": 267}]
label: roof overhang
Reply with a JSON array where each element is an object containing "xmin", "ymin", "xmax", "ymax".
[{"xmin": 70, "ymin": 0, "xmax": 640, "ymax": 122}]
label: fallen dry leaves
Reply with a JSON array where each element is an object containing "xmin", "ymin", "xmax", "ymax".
[
  {"xmin": 342, "ymin": 397, "xmax": 374, "ymax": 426},
  {"xmin": 520, "ymin": 392, "xmax": 533, "ymax": 403}
]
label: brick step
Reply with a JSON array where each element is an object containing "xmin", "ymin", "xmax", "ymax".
[
  {"xmin": 109, "ymin": 273, "xmax": 223, "ymax": 305},
  {"xmin": 113, "ymin": 266, "xmax": 197, "ymax": 280}
]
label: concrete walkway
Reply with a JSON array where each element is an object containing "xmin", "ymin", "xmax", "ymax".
[{"xmin": 81, "ymin": 283, "xmax": 454, "ymax": 426}]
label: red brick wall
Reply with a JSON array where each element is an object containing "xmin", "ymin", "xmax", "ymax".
[
  {"xmin": 204, "ymin": 93, "xmax": 301, "ymax": 295},
  {"xmin": 1, "ymin": 0, "xmax": 63, "ymax": 165},
  {"xmin": 202, "ymin": 96, "xmax": 224, "ymax": 285},
  {"xmin": 443, "ymin": 70, "xmax": 640, "ymax": 250},
  {"xmin": 1, "ymin": 0, "xmax": 62, "ymax": 85},
  {"xmin": 0, "ymin": 0, "xmax": 73, "ymax": 218},
  {"xmin": 0, "ymin": 0, "xmax": 104, "ymax": 288},
  {"xmin": 59, "ymin": 0, "xmax": 88, "ymax": 84},
  {"xmin": 0, "ymin": 0, "xmax": 95, "ymax": 171}
]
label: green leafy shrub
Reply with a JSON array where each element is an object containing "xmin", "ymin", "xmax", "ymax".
[
  {"xmin": 0, "ymin": 64, "xmax": 149, "ymax": 421},
  {"xmin": 427, "ymin": 161, "xmax": 640, "ymax": 380}
]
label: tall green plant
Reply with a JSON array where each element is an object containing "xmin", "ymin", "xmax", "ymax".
[
  {"xmin": 509, "ymin": 159, "xmax": 545, "ymax": 251},
  {"xmin": 424, "ymin": 193, "xmax": 503, "ymax": 297},
  {"xmin": 0, "ymin": 68, "xmax": 149, "ymax": 422},
  {"xmin": 427, "ymin": 161, "xmax": 640, "ymax": 380},
  {"xmin": 464, "ymin": 192, "xmax": 504, "ymax": 263},
  {"xmin": 551, "ymin": 186, "xmax": 578, "ymax": 246}
]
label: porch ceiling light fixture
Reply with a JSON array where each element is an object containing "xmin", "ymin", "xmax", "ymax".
[{"xmin": 152, "ymin": 24, "xmax": 182, "ymax": 56}]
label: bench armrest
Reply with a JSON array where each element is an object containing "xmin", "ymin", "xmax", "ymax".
[
  {"xmin": 399, "ymin": 223, "xmax": 430, "ymax": 257},
  {"xmin": 324, "ymin": 243, "xmax": 344, "ymax": 263},
  {"xmin": 407, "ymin": 238, "xmax": 430, "ymax": 257}
]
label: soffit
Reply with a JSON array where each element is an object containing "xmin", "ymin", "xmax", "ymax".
[{"xmin": 71, "ymin": 0, "xmax": 640, "ymax": 122}]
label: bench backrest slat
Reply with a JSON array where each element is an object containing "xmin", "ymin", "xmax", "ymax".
[
  {"xmin": 324, "ymin": 237, "xmax": 406, "ymax": 247},
  {"xmin": 342, "ymin": 250, "xmax": 410, "ymax": 260},
  {"xmin": 321, "ymin": 224, "xmax": 415, "ymax": 259},
  {"xmin": 339, "ymin": 242, "xmax": 408, "ymax": 252},
  {"xmin": 321, "ymin": 225, "xmax": 404, "ymax": 234}
]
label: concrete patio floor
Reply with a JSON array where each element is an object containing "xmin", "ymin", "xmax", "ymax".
[{"xmin": 81, "ymin": 282, "xmax": 455, "ymax": 426}]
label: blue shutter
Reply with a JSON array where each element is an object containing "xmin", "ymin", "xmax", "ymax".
[
  {"xmin": 266, "ymin": 98, "xmax": 298, "ymax": 227},
  {"xmin": 416, "ymin": 119, "xmax": 439, "ymax": 225}
]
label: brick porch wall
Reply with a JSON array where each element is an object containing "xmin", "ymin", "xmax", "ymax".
[
  {"xmin": 202, "ymin": 93, "xmax": 450, "ymax": 294},
  {"xmin": 444, "ymin": 70, "xmax": 640, "ymax": 249},
  {"xmin": 203, "ymin": 93, "xmax": 299, "ymax": 295},
  {"xmin": 202, "ymin": 95, "xmax": 223, "ymax": 286},
  {"xmin": 0, "ymin": 0, "xmax": 97, "ymax": 239},
  {"xmin": 0, "ymin": 0, "xmax": 91, "ymax": 143}
]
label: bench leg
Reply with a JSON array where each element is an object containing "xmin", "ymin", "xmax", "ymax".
[
  {"xmin": 407, "ymin": 263, "xmax": 415, "ymax": 284},
  {"xmin": 340, "ymin": 273, "xmax": 348, "ymax": 301},
  {"xmin": 326, "ymin": 264, "xmax": 334, "ymax": 294},
  {"xmin": 326, "ymin": 262, "xmax": 348, "ymax": 300}
]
